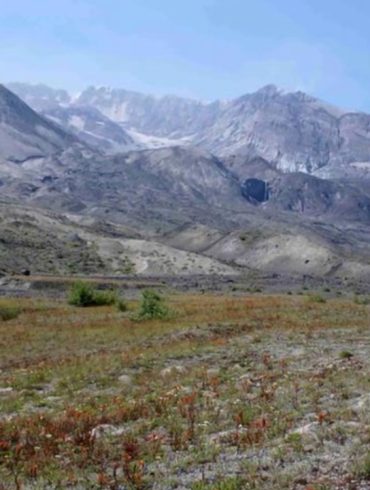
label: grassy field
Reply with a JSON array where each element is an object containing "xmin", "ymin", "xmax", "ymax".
[{"xmin": 1, "ymin": 291, "xmax": 370, "ymax": 489}]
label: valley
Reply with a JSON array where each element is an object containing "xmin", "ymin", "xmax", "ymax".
[
  {"xmin": 1, "ymin": 81, "xmax": 370, "ymax": 489},
  {"xmin": 2, "ymin": 1, "xmax": 370, "ymax": 488}
]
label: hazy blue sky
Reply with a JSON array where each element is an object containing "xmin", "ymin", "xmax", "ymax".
[{"xmin": 1, "ymin": 0, "xmax": 369, "ymax": 109}]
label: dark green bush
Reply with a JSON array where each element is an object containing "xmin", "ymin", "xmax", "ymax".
[
  {"xmin": 116, "ymin": 298, "xmax": 128, "ymax": 312},
  {"xmin": 354, "ymin": 295, "xmax": 370, "ymax": 305},
  {"xmin": 339, "ymin": 350, "xmax": 354, "ymax": 360},
  {"xmin": 133, "ymin": 289, "xmax": 170, "ymax": 321},
  {"xmin": 68, "ymin": 281, "xmax": 117, "ymax": 307},
  {"xmin": 306, "ymin": 293, "xmax": 326, "ymax": 304},
  {"xmin": 0, "ymin": 304, "xmax": 21, "ymax": 321}
]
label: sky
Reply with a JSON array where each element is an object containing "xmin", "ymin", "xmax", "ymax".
[{"xmin": 1, "ymin": 0, "xmax": 370, "ymax": 110}]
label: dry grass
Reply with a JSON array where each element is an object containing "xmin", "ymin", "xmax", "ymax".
[{"xmin": 1, "ymin": 293, "xmax": 370, "ymax": 489}]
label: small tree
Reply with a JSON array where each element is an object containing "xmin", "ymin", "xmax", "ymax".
[
  {"xmin": 68, "ymin": 281, "xmax": 95, "ymax": 307},
  {"xmin": 134, "ymin": 289, "xmax": 170, "ymax": 321}
]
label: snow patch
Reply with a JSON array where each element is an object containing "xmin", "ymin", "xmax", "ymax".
[
  {"xmin": 126, "ymin": 129, "xmax": 190, "ymax": 150},
  {"xmin": 69, "ymin": 115, "xmax": 86, "ymax": 131}
]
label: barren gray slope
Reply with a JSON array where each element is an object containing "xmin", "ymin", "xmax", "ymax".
[
  {"xmin": 162, "ymin": 213, "xmax": 370, "ymax": 279},
  {"xmin": 0, "ymin": 84, "xmax": 76, "ymax": 164},
  {"xmin": 0, "ymin": 199, "xmax": 237, "ymax": 277},
  {"xmin": 23, "ymin": 146, "xmax": 249, "ymax": 232}
]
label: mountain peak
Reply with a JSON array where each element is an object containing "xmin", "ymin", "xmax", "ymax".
[
  {"xmin": 0, "ymin": 83, "xmax": 44, "ymax": 125},
  {"xmin": 256, "ymin": 84, "xmax": 280, "ymax": 96},
  {"xmin": 0, "ymin": 83, "xmax": 76, "ymax": 163},
  {"xmin": 0, "ymin": 83, "xmax": 23, "ymax": 105}
]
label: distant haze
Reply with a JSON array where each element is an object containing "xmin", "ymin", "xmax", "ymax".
[{"xmin": 1, "ymin": 0, "xmax": 370, "ymax": 111}]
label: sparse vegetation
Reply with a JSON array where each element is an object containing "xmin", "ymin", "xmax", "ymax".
[
  {"xmin": 355, "ymin": 453, "xmax": 370, "ymax": 480},
  {"xmin": 354, "ymin": 294, "xmax": 370, "ymax": 305},
  {"xmin": 192, "ymin": 477, "xmax": 246, "ymax": 489},
  {"xmin": 1, "ymin": 292, "xmax": 370, "ymax": 488},
  {"xmin": 306, "ymin": 293, "xmax": 327, "ymax": 303}
]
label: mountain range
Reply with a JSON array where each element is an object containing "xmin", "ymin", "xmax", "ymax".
[
  {"xmin": 2, "ymin": 81, "xmax": 370, "ymax": 281},
  {"xmin": 9, "ymin": 82, "xmax": 370, "ymax": 178}
]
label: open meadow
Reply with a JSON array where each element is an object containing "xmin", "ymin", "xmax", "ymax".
[{"xmin": 1, "ymin": 290, "xmax": 370, "ymax": 489}]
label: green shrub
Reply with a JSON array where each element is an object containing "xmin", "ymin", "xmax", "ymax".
[
  {"xmin": 0, "ymin": 304, "xmax": 21, "ymax": 321},
  {"xmin": 340, "ymin": 350, "xmax": 354, "ymax": 360},
  {"xmin": 133, "ymin": 289, "xmax": 170, "ymax": 321},
  {"xmin": 192, "ymin": 477, "xmax": 246, "ymax": 490},
  {"xmin": 68, "ymin": 281, "xmax": 117, "ymax": 307},
  {"xmin": 355, "ymin": 452, "xmax": 370, "ymax": 479},
  {"xmin": 354, "ymin": 295, "xmax": 370, "ymax": 305},
  {"xmin": 306, "ymin": 293, "xmax": 326, "ymax": 304},
  {"xmin": 93, "ymin": 290, "xmax": 117, "ymax": 306},
  {"xmin": 68, "ymin": 281, "xmax": 95, "ymax": 306},
  {"xmin": 116, "ymin": 298, "xmax": 128, "ymax": 312}
]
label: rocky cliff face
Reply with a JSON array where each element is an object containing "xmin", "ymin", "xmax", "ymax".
[
  {"xmin": 75, "ymin": 86, "xmax": 222, "ymax": 138},
  {"xmin": 43, "ymin": 105, "xmax": 134, "ymax": 153},
  {"xmin": 192, "ymin": 86, "xmax": 370, "ymax": 181},
  {"xmin": 266, "ymin": 172, "xmax": 370, "ymax": 223},
  {"xmin": 195, "ymin": 86, "xmax": 344, "ymax": 173}
]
